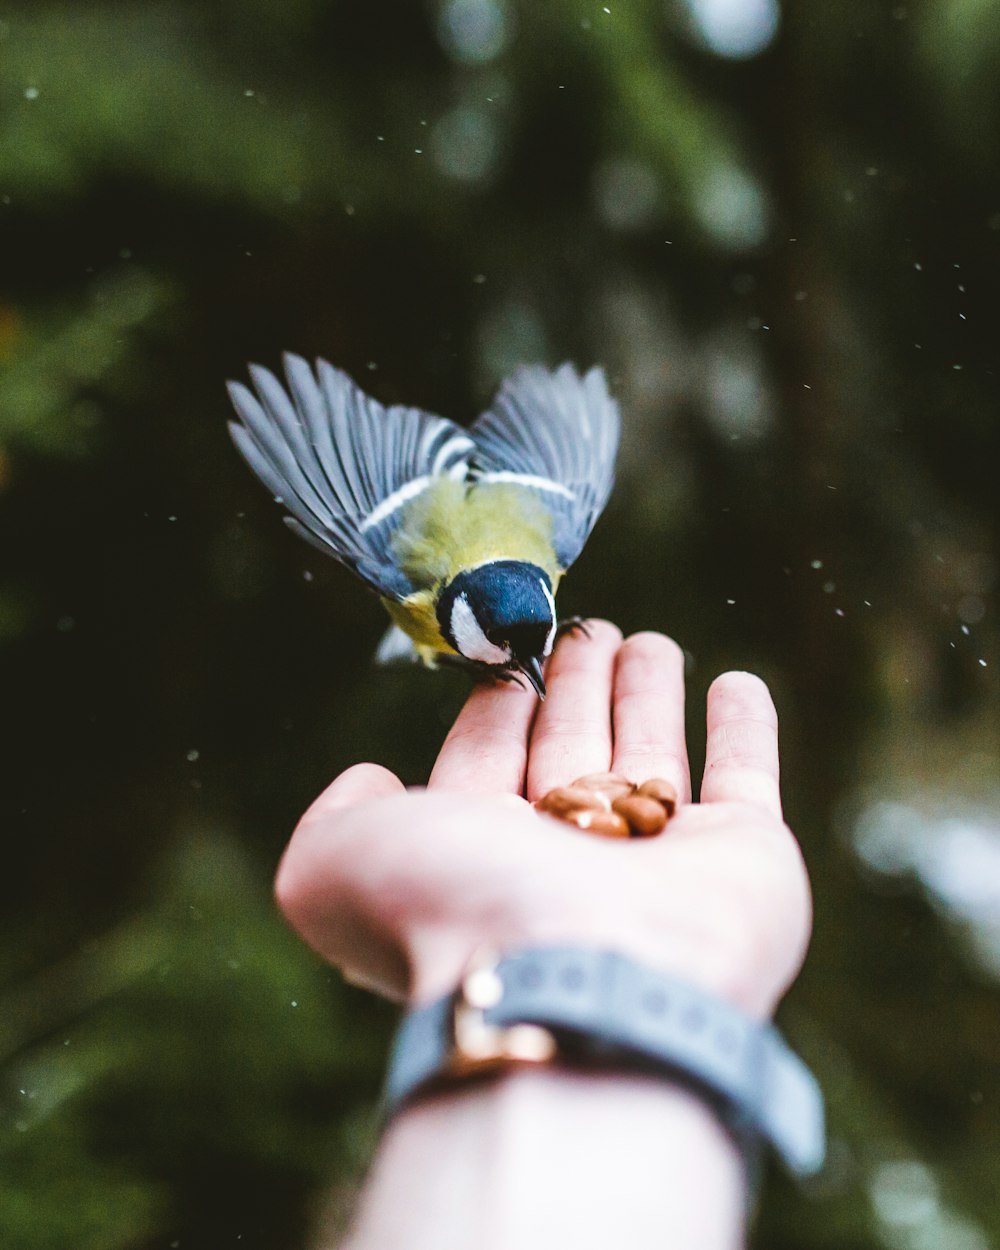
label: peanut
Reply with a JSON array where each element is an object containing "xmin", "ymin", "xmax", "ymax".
[
  {"xmin": 570, "ymin": 808, "xmax": 631, "ymax": 838},
  {"xmin": 535, "ymin": 785, "xmax": 611, "ymax": 820},
  {"xmin": 636, "ymin": 778, "xmax": 678, "ymax": 817},
  {"xmin": 612, "ymin": 794, "xmax": 669, "ymax": 837},
  {"xmin": 572, "ymin": 772, "xmax": 636, "ymax": 802}
]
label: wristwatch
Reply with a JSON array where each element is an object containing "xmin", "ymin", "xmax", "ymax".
[{"xmin": 383, "ymin": 946, "xmax": 825, "ymax": 1178}]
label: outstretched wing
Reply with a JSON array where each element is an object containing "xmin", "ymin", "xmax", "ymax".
[
  {"xmin": 468, "ymin": 363, "xmax": 620, "ymax": 570},
  {"xmin": 227, "ymin": 354, "xmax": 473, "ymax": 599}
]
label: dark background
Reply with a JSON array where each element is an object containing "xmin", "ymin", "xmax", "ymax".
[{"xmin": 1, "ymin": 1, "xmax": 999, "ymax": 1245}]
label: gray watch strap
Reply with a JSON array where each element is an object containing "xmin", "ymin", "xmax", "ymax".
[{"xmin": 384, "ymin": 947, "xmax": 824, "ymax": 1178}]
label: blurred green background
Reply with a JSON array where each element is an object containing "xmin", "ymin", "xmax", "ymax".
[{"xmin": 1, "ymin": 0, "xmax": 998, "ymax": 1245}]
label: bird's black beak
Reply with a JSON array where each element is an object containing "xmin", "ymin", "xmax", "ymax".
[{"xmin": 519, "ymin": 656, "xmax": 546, "ymax": 700}]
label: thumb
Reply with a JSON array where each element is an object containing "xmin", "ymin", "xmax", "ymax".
[
  {"xmin": 275, "ymin": 763, "xmax": 405, "ymax": 921},
  {"xmin": 299, "ymin": 762, "xmax": 406, "ymax": 824}
]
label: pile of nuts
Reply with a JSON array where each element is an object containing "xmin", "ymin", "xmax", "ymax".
[{"xmin": 534, "ymin": 773, "xmax": 678, "ymax": 839}]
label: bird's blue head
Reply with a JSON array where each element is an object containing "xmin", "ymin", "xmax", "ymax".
[{"xmin": 437, "ymin": 560, "xmax": 556, "ymax": 697}]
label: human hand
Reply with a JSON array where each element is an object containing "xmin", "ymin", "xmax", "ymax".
[{"xmin": 275, "ymin": 623, "xmax": 812, "ymax": 1018}]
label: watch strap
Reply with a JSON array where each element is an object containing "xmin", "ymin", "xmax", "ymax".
[{"xmin": 384, "ymin": 946, "xmax": 824, "ymax": 1178}]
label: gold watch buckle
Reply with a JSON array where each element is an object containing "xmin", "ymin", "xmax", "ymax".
[{"xmin": 448, "ymin": 949, "xmax": 557, "ymax": 1078}]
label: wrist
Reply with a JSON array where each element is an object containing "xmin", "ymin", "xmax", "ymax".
[{"xmin": 349, "ymin": 1066, "xmax": 745, "ymax": 1250}]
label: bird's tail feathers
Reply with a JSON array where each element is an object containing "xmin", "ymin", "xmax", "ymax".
[{"xmin": 374, "ymin": 624, "xmax": 421, "ymax": 666}]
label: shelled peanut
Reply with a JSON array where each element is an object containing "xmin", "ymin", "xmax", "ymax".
[{"xmin": 534, "ymin": 773, "xmax": 677, "ymax": 839}]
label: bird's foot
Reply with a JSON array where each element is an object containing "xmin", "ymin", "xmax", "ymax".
[
  {"xmin": 437, "ymin": 652, "xmax": 528, "ymax": 690},
  {"xmin": 555, "ymin": 615, "xmax": 592, "ymax": 641}
]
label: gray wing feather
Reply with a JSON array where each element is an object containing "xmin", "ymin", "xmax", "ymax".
[
  {"xmin": 227, "ymin": 354, "xmax": 474, "ymax": 599},
  {"xmin": 226, "ymin": 384, "xmax": 335, "ymax": 530},
  {"xmin": 469, "ymin": 363, "xmax": 620, "ymax": 569}
]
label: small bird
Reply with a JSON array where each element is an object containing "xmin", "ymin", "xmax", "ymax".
[{"xmin": 226, "ymin": 355, "xmax": 619, "ymax": 699}]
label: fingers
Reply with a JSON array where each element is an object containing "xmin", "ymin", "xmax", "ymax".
[
  {"xmin": 700, "ymin": 672, "xmax": 782, "ymax": 817},
  {"xmin": 611, "ymin": 632, "xmax": 692, "ymax": 803},
  {"xmin": 525, "ymin": 619, "xmax": 622, "ymax": 802},
  {"xmin": 429, "ymin": 678, "xmax": 538, "ymax": 793}
]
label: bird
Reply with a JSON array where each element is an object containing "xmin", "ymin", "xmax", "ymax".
[{"xmin": 226, "ymin": 354, "xmax": 620, "ymax": 699}]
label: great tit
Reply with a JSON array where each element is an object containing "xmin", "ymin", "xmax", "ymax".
[{"xmin": 226, "ymin": 355, "xmax": 619, "ymax": 699}]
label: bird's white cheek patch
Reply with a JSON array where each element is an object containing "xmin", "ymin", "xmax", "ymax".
[
  {"xmin": 540, "ymin": 578, "xmax": 557, "ymax": 657},
  {"xmin": 451, "ymin": 594, "xmax": 510, "ymax": 666}
]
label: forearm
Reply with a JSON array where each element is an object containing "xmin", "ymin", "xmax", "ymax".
[{"xmin": 342, "ymin": 1067, "xmax": 746, "ymax": 1250}]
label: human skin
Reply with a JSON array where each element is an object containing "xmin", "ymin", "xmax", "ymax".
[{"xmin": 275, "ymin": 623, "xmax": 813, "ymax": 1249}]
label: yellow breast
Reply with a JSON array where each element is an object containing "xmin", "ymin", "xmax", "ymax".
[{"xmin": 381, "ymin": 590, "xmax": 453, "ymax": 660}]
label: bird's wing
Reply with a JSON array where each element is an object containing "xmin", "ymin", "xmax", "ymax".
[
  {"xmin": 468, "ymin": 363, "xmax": 620, "ymax": 570},
  {"xmin": 227, "ymin": 354, "xmax": 474, "ymax": 599}
]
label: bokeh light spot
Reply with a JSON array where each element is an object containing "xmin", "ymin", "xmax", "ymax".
[
  {"xmin": 685, "ymin": 0, "xmax": 780, "ymax": 59},
  {"xmin": 438, "ymin": 0, "xmax": 513, "ymax": 65}
]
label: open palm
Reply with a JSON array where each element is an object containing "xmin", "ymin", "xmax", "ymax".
[{"xmin": 276, "ymin": 622, "xmax": 812, "ymax": 1019}]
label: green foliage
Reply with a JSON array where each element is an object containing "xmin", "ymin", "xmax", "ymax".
[
  {"xmin": 1, "ymin": 8, "xmax": 341, "ymax": 209},
  {"xmin": 0, "ymin": 270, "xmax": 169, "ymax": 454},
  {"xmin": 0, "ymin": 833, "xmax": 387, "ymax": 1247}
]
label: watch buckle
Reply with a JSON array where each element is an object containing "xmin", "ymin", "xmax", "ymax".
[{"xmin": 449, "ymin": 949, "xmax": 557, "ymax": 1078}]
